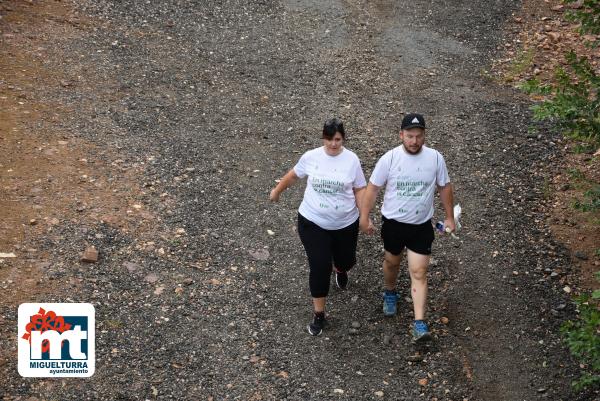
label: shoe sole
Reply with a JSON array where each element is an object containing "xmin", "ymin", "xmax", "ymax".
[
  {"xmin": 307, "ymin": 324, "xmax": 322, "ymax": 336},
  {"xmin": 413, "ymin": 332, "xmax": 432, "ymax": 343}
]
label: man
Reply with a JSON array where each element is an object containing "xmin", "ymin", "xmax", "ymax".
[{"xmin": 359, "ymin": 113, "xmax": 455, "ymax": 342}]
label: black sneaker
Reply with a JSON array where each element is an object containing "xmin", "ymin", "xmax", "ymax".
[
  {"xmin": 307, "ymin": 312, "xmax": 326, "ymax": 336},
  {"xmin": 335, "ymin": 269, "xmax": 348, "ymax": 290}
]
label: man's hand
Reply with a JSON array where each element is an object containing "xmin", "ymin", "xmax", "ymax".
[{"xmin": 443, "ymin": 217, "xmax": 456, "ymax": 233}]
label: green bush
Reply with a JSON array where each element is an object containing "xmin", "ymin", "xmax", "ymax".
[
  {"xmin": 522, "ymin": 2, "xmax": 600, "ymax": 388},
  {"xmin": 520, "ymin": 0, "xmax": 600, "ymax": 144},
  {"xmin": 561, "ymin": 293, "xmax": 600, "ymax": 391},
  {"xmin": 520, "ymin": 51, "xmax": 600, "ymax": 145},
  {"xmin": 564, "ymin": 0, "xmax": 600, "ymax": 47},
  {"xmin": 573, "ymin": 185, "xmax": 600, "ymax": 212}
]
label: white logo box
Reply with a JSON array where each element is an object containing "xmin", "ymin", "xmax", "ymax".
[{"xmin": 18, "ymin": 303, "xmax": 95, "ymax": 378}]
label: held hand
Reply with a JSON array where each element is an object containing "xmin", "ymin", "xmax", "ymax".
[
  {"xmin": 359, "ymin": 217, "xmax": 369, "ymax": 233},
  {"xmin": 269, "ymin": 189, "xmax": 280, "ymax": 202},
  {"xmin": 360, "ymin": 217, "xmax": 374, "ymax": 235},
  {"xmin": 367, "ymin": 219, "xmax": 375, "ymax": 235}
]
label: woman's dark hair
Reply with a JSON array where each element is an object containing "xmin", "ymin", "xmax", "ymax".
[{"xmin": 322, "ymin": 118, "xmax": 345, "ymax": 139}]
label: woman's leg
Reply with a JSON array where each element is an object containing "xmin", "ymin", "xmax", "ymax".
[
  {"xmin": 298, "ymin": 215, "xmax": 333, "ymax": 336},
  {"xmin": 331, "ymin": 219, "xmax": 359, "ymax": 272},
  {"xmin": 331, "ymin": 219, "xmax": 359, "ymax": 289},
  {"xmin": 297, "ymin": 215, "xmax": 333, "ymax": 308},
  {"xmin": 312, "ymin": 297, "xmax": 326, "ymax": 313}
]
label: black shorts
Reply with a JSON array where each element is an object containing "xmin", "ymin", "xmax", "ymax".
[{"xmin": 381, "ymin": 215, "xmax": 434, "ymax": 256}]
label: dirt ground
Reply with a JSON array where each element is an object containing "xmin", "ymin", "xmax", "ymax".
[{"xmin": 1, "ymin": 0, "xmax": 598, "ymax": 400}]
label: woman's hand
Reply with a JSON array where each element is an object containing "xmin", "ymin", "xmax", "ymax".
[
  {"xmin": 269, "ymin": 188, "xmax": 281, "ymax": 202},
  {"xmin": 270, "ymin": 170, "xmax": 298, "ymax": 202},
  {"xmin": 367, "ymin": 218, "xmax": 375, "ymax": 234},
  {"xmin": 360, "ymin": 216, "xmax": 374, "ymax": 235}
]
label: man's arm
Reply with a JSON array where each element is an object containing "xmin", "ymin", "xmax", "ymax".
[
  {"xmin": 270, "ymin": 169, "xmax": 299, "ymax": 202},
  {"xmin": 359, "ymin": 182, "xmax": 381, "ymax": 234},
  {"xmin": 438, "ymin": 183, "xmax": 455, "ymax": 232}
]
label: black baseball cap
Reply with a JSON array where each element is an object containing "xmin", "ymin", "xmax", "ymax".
[{"xmin": 401, "ymin": 113, "xmax": 426, "ymax": 130}]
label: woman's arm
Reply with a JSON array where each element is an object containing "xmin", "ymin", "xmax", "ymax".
[
  {"xmin": 270, "ymin": 169, "xmax": 299, "ymax": 202},
  {"xmin": 353, "ymin": 186, "xmax": 366, "ymax": 210},
  {"xmin": 358, "ymin": 183, "xmax": 380, "ymax": 234},
  {"xmin": 359, "ymin": 183, "xmax": 380, "ymax": 220},
  {"xmin": 355, "ymin": 186, "xmax": 375, "ymax": 234}
]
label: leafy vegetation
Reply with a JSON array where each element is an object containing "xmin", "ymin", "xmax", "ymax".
[
  {"xmin": 505, "ymin": 48, "xmax": 536, "ymax": 82},
  {"xmin": 519, "ymin": 0, "xmax": 600, "ymax": 145},
  {"xmin": 561, "ymin": 287, "xmax": 600, "ymax": 391},
  {"xmin": 564, "ymin": 0, "xmax": 600, "ymax": 47},
  {"xmin": 522, "ymin": 1, "xmax": 600, "ymax": 392},
  {"xmin": 573, "ymin": 185, "xmax": 600, "ymax": 212},
  {"xmin": 520, "ymin": 51, "xmax": 599, "ymax": 145}
]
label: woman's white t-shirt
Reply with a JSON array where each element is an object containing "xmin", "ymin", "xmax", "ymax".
[
  {"xmin": 294, "ymin": 147, "xmax": 367, "ymax": 230},
  {"xmin": 369, "ymin": 145, "xmax": 450, "ymax": 224}
]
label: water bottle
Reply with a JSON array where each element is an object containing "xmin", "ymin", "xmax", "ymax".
[{"xmin": 435, "ymin": 221, "xmax": 445, "ymax": 233}]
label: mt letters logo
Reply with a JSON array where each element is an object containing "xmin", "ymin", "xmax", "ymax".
[{"xmin": 18, "ymin": 303, "xmax": 95, "ymax": 377}]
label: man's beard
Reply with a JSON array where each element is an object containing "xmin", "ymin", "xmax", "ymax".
[{"xmin": 404, "ymin": 145, "xmax": 423, "ymax": 154}]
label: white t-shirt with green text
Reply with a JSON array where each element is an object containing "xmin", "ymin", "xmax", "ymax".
[
  {"xmin": 294, "ymin": 147, "xmax": 367, "ymax": 230},
  {"xmin": 369, "ymin": 145, "xmax": 450, "ymax": 224}
]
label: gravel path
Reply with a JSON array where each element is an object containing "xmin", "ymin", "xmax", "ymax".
[{"xmin": 1, "ymin": 0, "xmax": 595, "ymax": 400}]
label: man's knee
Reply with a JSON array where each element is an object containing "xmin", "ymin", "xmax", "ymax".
[
  {"xmin": 407, "ymin": 251, "xmax": 429, "ymax": 278},
  {"xmin": 408, "ymin": 257, "xmax": 428, "ymax": 280},
  {"xmin": 409, "ymin": 266, "xmax": 427, "ymax": 281},
  {"xmin": 384, "ymin": 252, "xmax": 401, "ymax": 269}
]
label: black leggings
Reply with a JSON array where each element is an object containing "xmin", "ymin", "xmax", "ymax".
[{"xmin": 297, "ymin": 213, "xmax": 359, "ymax": 298}]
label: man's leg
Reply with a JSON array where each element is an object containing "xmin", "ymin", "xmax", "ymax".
[
  {"xmin": 406, "ymin": 249, "xmax": 430, "ymax": 321},
  {"xmin": 383, "ymin": 251, "xmax": 402, "ymax": 291},
  {"xmin": 382, "ymin": 251, "xmax": 402, "ymax": 316},
  {"xmin": 381, "ymin": 216, "xmax": 406, "ymax": 316}
]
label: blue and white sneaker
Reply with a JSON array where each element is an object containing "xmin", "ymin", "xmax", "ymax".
[
  {"xmin": 412, "ymin": 320, "xmax": 432, "ymax": 342},
  {"xmin": 383, "ymin": 290, "xmax": 398, "ymax": 317}
]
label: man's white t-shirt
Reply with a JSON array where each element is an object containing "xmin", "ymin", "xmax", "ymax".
[
  {"xmin": 369, "ymin": 145, "xmax": 450, "ymax": 224},
  {"xmin": 294, "ymin": 147, "xmax": 367, "ymax": 230}
]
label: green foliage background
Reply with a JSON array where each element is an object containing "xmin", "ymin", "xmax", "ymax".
[{"xmin": 520, "ymin": 0, "xmax": 599, "ymax": 392}]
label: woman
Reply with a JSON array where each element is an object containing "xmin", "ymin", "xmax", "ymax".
[{"xmin": 270, "ymin": 118, "xmax": 372, "ymax": 336}]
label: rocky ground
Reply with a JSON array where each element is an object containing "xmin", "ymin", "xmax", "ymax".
[{"xmin": 0, "ymin": 0, "xmax": 598, "ymax": 400}]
